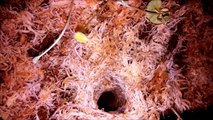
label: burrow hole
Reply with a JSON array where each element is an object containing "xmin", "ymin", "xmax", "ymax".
[{"xmin": 97, "ymin": 89, "xmax": 126, "ymax": 113}]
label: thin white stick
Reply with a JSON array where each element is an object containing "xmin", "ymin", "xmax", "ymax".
[
  {"xmin": 171, "ymin": 108, "xmax": 183, "ymax": 120},
  {"xmin": 33, "ymin": 0, "xmax": 73, "ymax": 64}
]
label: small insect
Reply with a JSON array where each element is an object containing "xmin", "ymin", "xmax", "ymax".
[{"xmin": 74, "ymin": 32, "xmax": 88, "ymax": 43}]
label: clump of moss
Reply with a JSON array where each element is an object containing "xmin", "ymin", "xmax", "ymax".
[{"xmin": 0, "ymin": 0, "xmax": 212, "ymax": 120}]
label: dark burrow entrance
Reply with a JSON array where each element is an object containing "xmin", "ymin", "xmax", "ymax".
[{"xmin": 97, "ymin": 89, "xmax": 126, "ymax": 113}]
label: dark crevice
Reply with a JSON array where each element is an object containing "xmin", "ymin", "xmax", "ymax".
[
  {"xmin": 179, "ymin": 0, "xmax": 186, "ymax": 5},
  {"xmin": 34, "ymin": 32, "xmax": 58, "ymax": 52},
  {"xmin": 172, "ymin": 39, "xmax": 188, "ymax": 73},
  {"xmin": 0, "ymin": 72, "xmax": 4, "ymax": 85},
  {"xmin": 40, "ymin": 0, "xmax": 50, "ymax": 8},
  {"xmin": 167, "ymin": 34, "xmax": 178, "ymax": 52},
  {"xmin": 202, "ymin": 0, "xmax": 213, "ymax": 15},
  {"xmin": 138, "ymin": 22, "xmax": 153, "ymax": 44},
  {"xmin": 161, "ymin": 105, "xmax": 213, "ymax": 120},
  {"xmin": 0, "ymin": 0, "xmax": 27, "ymax": 12},
  {"xmin": 207, "ymin": 20, "xmax": 213, "ymax": 28},
  {"xmin": 37, "ymin": 106, "xmax": 49, "ymax": 120},
  {"xmin": 27, "ymin": 32, "xmax": 59, "ymax": 57},
  {"xmin": 27, "ymin": 48, "xmax": 40, "ymax": 57},
  {"xmin": 173, "ymin": 52, "xmax": 187, "ymax": 68}
]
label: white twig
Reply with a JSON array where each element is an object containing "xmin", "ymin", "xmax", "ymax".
[
  {"xmin": 171, "ymin": 107, "xmax": 183, "ymax": 120},
  {"xmin": 33, "ymin": 0, "xmax": 73, "ymax": 64}
]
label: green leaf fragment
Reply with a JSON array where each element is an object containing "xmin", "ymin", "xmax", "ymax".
[
  {"xmin": 146, "ymin": 12, "xmax": 163, "ymax": 24},
  {"xmin": 145, "ymin": 0, "xmax": 170, "ymax": 24},
  {"xmin": 146, "ymin": 0, "xmax": 162, "ymax": 12}
]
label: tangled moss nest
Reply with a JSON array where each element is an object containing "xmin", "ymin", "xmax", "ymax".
[{"xmin": 0, "ymin": 0, "xmax": 212, "ymax": 119}]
